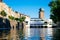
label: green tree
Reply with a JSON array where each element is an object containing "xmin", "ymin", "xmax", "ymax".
[
  {"xmin": 19, "ymin": 16, "xmax": 26, "ymax": 23},
  {"xmin": 49, "ymin": 0, "xmax": 60, "ymax": 23},
  {"xmin": 15, "ymin": 18, "xmax": 19, "ymax": 21},
  {"xmin": 19, "ymin": 17, "xmax": 25, "ymax": 40},
  {"xmin": 0, "ymin": 10, "xmax": 7, "ymax": 17},
  {"xmin": 49, "ymin": 0, "xmax": 60, "ymax": 40},
  {"xmin": 8, "ymin": 16, "xmax": 15, "ymax": 20},
  {"xmin": 15, "ymin": 16, "xmax": 26, "ymax": 22},
  {"xmin": 17, "ymin": 16, "xmax": 25, "ymax": 40}
]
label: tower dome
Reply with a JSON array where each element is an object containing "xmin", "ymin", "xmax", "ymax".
[{"xmin": 39, "ymin": 8, "xmax": 44, "ymax": 12}]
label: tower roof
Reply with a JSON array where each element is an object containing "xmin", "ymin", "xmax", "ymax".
[{"xmin": 39, "ymin": 8, "xmax": 44, "ymax": 12}]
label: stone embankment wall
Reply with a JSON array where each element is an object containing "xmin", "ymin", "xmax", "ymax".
[{"xmin": 0, "ymin": 2, "xmax": 30, "ymax": 40}]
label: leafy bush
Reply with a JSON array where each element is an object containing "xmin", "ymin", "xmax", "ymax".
[
  {"xmin": 19, "ymin": 16, "xmax": 26, "ymax": 23},
  {"xmin": 15, "ymin": 18, "xmax": 19, "ymax": 21},
  {"xmin": 0, "ymin": 10, "xmax": 7, "ymax": 16},
  {"xmin": 8, "ymin": 15, "xmax": 26, "ymax": 23},
  {"xmin": 15, "ymin": 16, "xmax": 26, "ymax": 22},
  {"xmin": 21, "ymin": 16, "xmax": 26, "ymax": 21},
  {"xmin": 8, "ymin": 16, "xmax": 15, "ymax": 20}
]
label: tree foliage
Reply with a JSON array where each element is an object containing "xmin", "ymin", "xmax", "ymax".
[
  {"xmin": 8, "ymin": 16, "xmax": 15, "ymax": 20},
  {"xmin": 15, "ymin": 18, "xmax": 19, "ymax": 21},
  {"xmin": 8, "ymin": 16, "xmax": 26, "ymax": 23},
  {"xmin": 15, "ymin": 16, "xmax": 26, "ymax": 23},
  {"xmin": 0, "ymin": 10, "xmax": 7, "ymax": 16},
  {"xmin": 19, "ymin": 16, "xmax": 26, "ymax": 23},
  {"xmin": 49, "ymin": 0, "xmax": 60, "ymax": 23}
]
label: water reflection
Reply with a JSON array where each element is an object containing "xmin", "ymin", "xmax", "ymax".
[
  {"xmin": 45, "ymin": 28, "xmax": 53, "ymax": 40},
  {"xmin": 1, "ymin": 27, "xmax": 60, "ymax": 40},
  {"xmin": 0, "ymin": 17, "xmax": 11, "ymax": 40},
  {"xmin": 24, "ymin": 28, "xmax": 60, "ymax": 40},
  {"xmin": 52, "ymin": 28, "xmax": 60, "ymax": 40}
]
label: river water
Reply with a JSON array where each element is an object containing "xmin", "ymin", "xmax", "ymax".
[
  {"xmin": 24, "ymin": 28, "xmax": 60, "ymax": 40},
  {"xmin": 0, "ymin": 28, "xmax": 60, "ymax": 40}
]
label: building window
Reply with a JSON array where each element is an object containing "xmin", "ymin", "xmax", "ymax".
[
  {"xmin": 25, "ymin": 21, "xmax": 28, "ymax": 25},
  {"xmin": 44, "ymin": 22, "xmax": 47, "ymax": 25}
]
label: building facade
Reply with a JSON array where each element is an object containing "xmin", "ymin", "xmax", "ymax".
[{"xmin": 0, "ymin": 1, "xmax": 30, "ymax": 40}]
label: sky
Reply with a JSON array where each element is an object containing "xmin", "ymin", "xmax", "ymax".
[{"xmin": 3, "ymin": 0, "xmax": 51, "ymax": 19}]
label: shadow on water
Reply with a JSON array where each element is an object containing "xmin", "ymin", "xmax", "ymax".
[
  {"xmin": 45, "ymin": 28, "xmax": 60, "ymax": 40},
  {"xmin": 16, "ymin": 22, "xmax": 24, "ymax": 40},
  {"xmin": 52, "ymin": 28, "xmax": 60, "ymax": 40},
  {"xmin": 0, "ymin": 17, "xmax": 11, "ymax": 40}
]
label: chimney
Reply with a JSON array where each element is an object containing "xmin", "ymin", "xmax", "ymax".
[
  {"xmin": 39, "ymin": 8, "xmax": 44, "ymax": 19},
  {"xmin": 0, "ymin": 0, "xmax": 2, "ymax": 2}
]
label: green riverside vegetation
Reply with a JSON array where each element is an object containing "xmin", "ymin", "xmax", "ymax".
[
  {"xmin": 8, "ymin": 16, "xmax": 15, "ymax": 20},
  {"xmin": 49, "ymin": 0, "xmax": 60, "ymax": 23},
  {"xmin": 8, "ymin": 15, "xmax": 26, "ymax": 23},
  {"xmin": 0, "ymin": 10, "xmax": 7, "ymax": 17}
]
